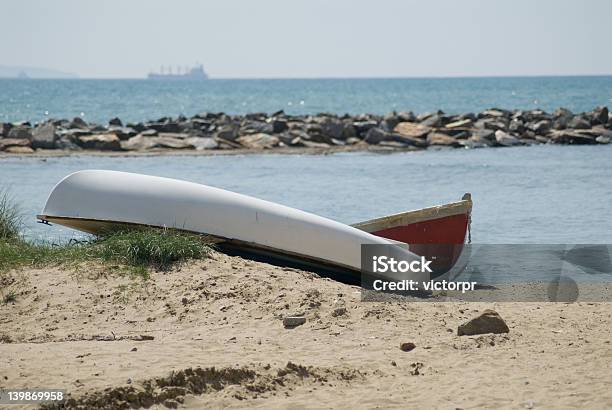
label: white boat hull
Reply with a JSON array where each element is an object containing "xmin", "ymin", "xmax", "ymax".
[{"xmin": 38, "ymin": 170, "xmax": 425, "ymax": 279}]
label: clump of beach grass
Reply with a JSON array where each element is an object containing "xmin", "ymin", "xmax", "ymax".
[
  {"xmin": 91, "ymin": 228, "xmax": 213, "ymax": 273},
  {"xmin": 0, "ymin": 229, "xmax": 212, "ymax": 278},
  {"xmin": 0, "ymin": 192, "xmax": 212, "ymax": 277},
  {"xmin": 0, "ymin": 189, "xmax": 22, "ymax": 241}
]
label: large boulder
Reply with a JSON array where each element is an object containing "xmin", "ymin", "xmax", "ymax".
[
  {"xmin": 121, "ymin": 134, "xmax": 155, "ymax": 151},
  {"xmin": 590, "ymin": 106, "xmax": 609, "ymax": 126},
  {"xmin": 4, "ymin": 146, "xmax": 34, "ymax": 154},
  {"xmin": 457, "ymin": 309, "xmax": 509, "ymax": 336},
  {"xmin": 77, "ymin": 134, "xmax": 121, "ymax": 150},
  {"xmin": 1, "ymin": 123, "xmax": 12, "ymax": 137},
  {"xmin": 549, "ymin": 130, "xmax": 596, "ymax": 144},
  {"xmin": 185, "ymin": 137, "xmax": 218, "ymax": 150},
  {"xmin": 0, "ymin": 138, "xmax": 31, "ymax": 151},
  {"xmin": 108, "ymin": 126, "xmax": 137, "ymax": 140},
  {"xmin": 214, "ymin": 125, "xmax": 239, "ymax": 142},
  {"xmin": 380, "ymin": 112, "xmax": 400, "ymax": 132},
  {"xmin": 364, "ymin": 128, "xmax": 427, "ymax": 147},
  {"xmin": 236, "ymin": 133, "xmax": 279, "ymax": 149},
  {"xmin": 154, "ymin": 136, "xmax": 194, "ymax": 149},
  {"xmin": 240, "ymin": 120, "xmax": 274, "ymax": 135},
  {"xmin": 352, "ymin": 120, "xmax": 378, "ymax": 137},
  {"xmin": 393, "ymin": 122, "xmax": 431, "ymax": 139},
  {"xmin": 494, "ymin": 130, "xmax": 522, "ymax": 147},
  {"xmin": 8, "ymin": 126, "xmax": 32, "ymax": 140},
  {"xmin": 31, "ymin": 123, "xmax": 58, "ymax": 149},
  {"xmin": 69, "ymin": 117, "xmax": 89, "ymax": 129},
  {"xmin": 567, "ymin": 115, "xmax": 591, "ymax": 130},
  {"xmin": 316, "ymin": 117, "xmax": 345, "ymax": 140},
  {"xmin": 108, "ymin": 117, "xmax": 123, "ymax": 127},
  {"xmin": 426, "ymin": 132, "xmax": 461, "ymax": 147}
]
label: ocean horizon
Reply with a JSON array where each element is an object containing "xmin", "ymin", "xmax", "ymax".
[{"xmin": 2, "ymin": 75, "xmax": 611, "ymax": 124}]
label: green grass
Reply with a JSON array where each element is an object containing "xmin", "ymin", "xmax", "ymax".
[
  {"xmin": 0, "ymin": 229, "xmax": 212, "ymax": 277},
  {"xmin": 0, "ymin": 190, "xmax": 22, "ymax": 241},
  {"xmin": 0, "ymin": 192, "xmax": 212, "ymax": 278}
]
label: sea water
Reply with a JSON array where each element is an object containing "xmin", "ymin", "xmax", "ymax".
[
  {"xmin": 1, "ymin": 76, "xmax": 612, "ymax": 124},
  {"xmin": 1, "ymin": 144, "xmax": 611, "ymax": 243}
]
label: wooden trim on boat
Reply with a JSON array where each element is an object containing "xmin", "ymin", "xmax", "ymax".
[{"xmin": 351, "ymin": 194, "xmax": 472, "ymax": 233}]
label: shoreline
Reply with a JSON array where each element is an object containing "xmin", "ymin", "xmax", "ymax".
[{"xmin": 1, "ymin": 106, "xmax": 610, "ymax": 156}]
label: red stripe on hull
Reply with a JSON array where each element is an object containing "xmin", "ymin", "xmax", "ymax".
[{"xmin": 371, "ymin": 213, "xmax": 469, "ymax": 277}]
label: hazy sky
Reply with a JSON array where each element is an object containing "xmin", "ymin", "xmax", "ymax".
[{"xmin": 2, "ymin": 0, "xmax": 611, "ymax": 78}]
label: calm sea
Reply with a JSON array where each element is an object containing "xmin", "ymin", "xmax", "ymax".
[
  {"xmin": 1, "ymin": 145, "xmax": 611, "ymax": 243},
  {"xmin": 1, "ymin": 77, "xmax": 611, "ymax": 244},
  {"xmin": 1, "ymin": 76, "xmax": 612, "ymax": 124}
]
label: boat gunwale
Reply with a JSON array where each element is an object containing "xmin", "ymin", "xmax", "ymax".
[{"xmin": 351, "ymin": 196, "xmax": 472, "ymax": 233}]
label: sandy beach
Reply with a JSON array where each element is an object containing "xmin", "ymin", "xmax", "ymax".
[{"xmin": 1, "ymin": 250, "xmax": 611, "ymax": 409}]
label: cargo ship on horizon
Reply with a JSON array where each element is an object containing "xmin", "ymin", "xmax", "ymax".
[{"xmin": 147, "ymin": 64, "xmax": 208, "ymax": 80}]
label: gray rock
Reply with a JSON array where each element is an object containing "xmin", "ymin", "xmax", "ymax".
[
  {"xmin": 31, "ymin": 123, "xmax": 58, "ymax": 149},
  {"xmin": 271, "ymin": 119, "xmax": 288, "ymax": 133},
  {"xmin": 283, "ymin": 316, "xmax": 306, "ymax": 328},
  {"xmin": 108, "ymin": 117, "xmax": 123, "ymax": 127},
  {"xmin": 399, "ymin": 342, "xmax": 416, "ymax": 352},
  {"xmin": 0, "ymin": 123, "xmax": 12, "ymax": 137},
  {"xmin": 121, "ymin": 134, "xmax": 155, "ymax": 151},
  {"xmin": 420, "ymin": 113, "xmax": 444, "ymax": 127},
  {"xmin": 7, "ymin": 126, "xmax": 32, "ymax": 140},
  {"xmin": 549, "ymin": 130, "xmax": 596, "ymax": 144},
  {"xmin": 380, "ymin": 113, "xmax": 400, "ymax": 132},
  {"xmin": 236, "ymin": 133, "xmax": 279, "ymax": 149},
  {"xmin": 591, "ymin": 106, "xmax": 609, "ymax": 126},
  {"xmin": 471, "ymin": 128, "xmax": 496, "ymax": 141},
  {"xmin": 0, "ymin": 138, "xmax": 31, "ymax": 151},
  {"xmin": 240, "ymin": 120, "xmax": 274, "ymax": 135},
  {"xmin": 353, "ymin": 120, "xmax": 378, "ymax": 137},
  {"xmin": 459, "ymin": 136, "xmax": 491, "ymax": 149},
  {"xmin": 317, "ymin": 117, "xmax": 345, "ymax": 140},
  {"xmin": 154, "ymin": 136, "xmax": 194, "ymax": 149},
  {"xmin": 77, "ymin": 134, "xmax": 121, "ymax": 151},
  {"xmin": 342, "ymin": 122, "xmax": 357, "ymax": 140},
  {"xmin": 426, "ymin": 132, "xmax": 460, "ymax": 147},
  {"xmin": 185, "ymin": 137, "xmax": 218, "ymax": 150},
  {"xmin": 393, "ymin": 122, "xmax": 431, "ymax": 138},
  {"xmin": 139, "ymin": 129, "xmax": 158, "ymax": 137},
  {"xmin": 529, "ymin": 120, "xmax": 551, "ymax": 135},
  {"xmin": 147, "ymin": 121, "xmax": 181, "ymax": 133},
  {"xmin": 596, "ymin": 136, "xmax": 610, "ymax": 144},
  {"xmin": 69, "ymin": 117, "xmax": 89, "ymax": 129},
  {"xmin": 215, "ymin": 125, "xmax": 239, "ymax": 142},
  {"xmin": 397, "ymin": 111, "xmax": 416, "ymax": 122},
  {"xmin": 457, "ymin": 309, "xmax": 509, "ymax": 336},
  {"xmin": 476, "ymin": 118, "xmax": 509, "ymax": 131},
  {"xmin": 567, "ymin": 116, "xmax": 591, "ymax": 130},
  {"xmin": 108, "ymin": 126, "xmax": 137, "ymax": 140},
  {"xmin": 494, "ymin": 130, "xmax": 521, "ymax": 147},
  {"xmin": 55, "ymin": 136, "xmax": 81, "ymax": 150},
  {"xmin": 508, "ymin": 119, "xmax": 525, "ymax": 134},
  {"xmin": 445, "ymin": 118, "xmax": 473, "ymax": 129}
]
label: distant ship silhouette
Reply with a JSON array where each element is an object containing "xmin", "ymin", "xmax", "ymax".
[{"xmin": 147, "ymin": 64, "xmax": 208, "ymax": 80}]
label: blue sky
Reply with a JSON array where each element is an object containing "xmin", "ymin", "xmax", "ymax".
[{"xmin": 2, "ymin": 0, "xmax": 611, "ymax": 78}]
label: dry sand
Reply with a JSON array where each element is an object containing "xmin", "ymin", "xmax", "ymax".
[{"xmin": 1, "ymin": 250, "xmax": 611, "ymax": 409}]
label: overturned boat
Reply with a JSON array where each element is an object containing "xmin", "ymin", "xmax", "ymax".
[{"xmin": 37, "ymin": 170, "xmax": 471, "ymax": 280}]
